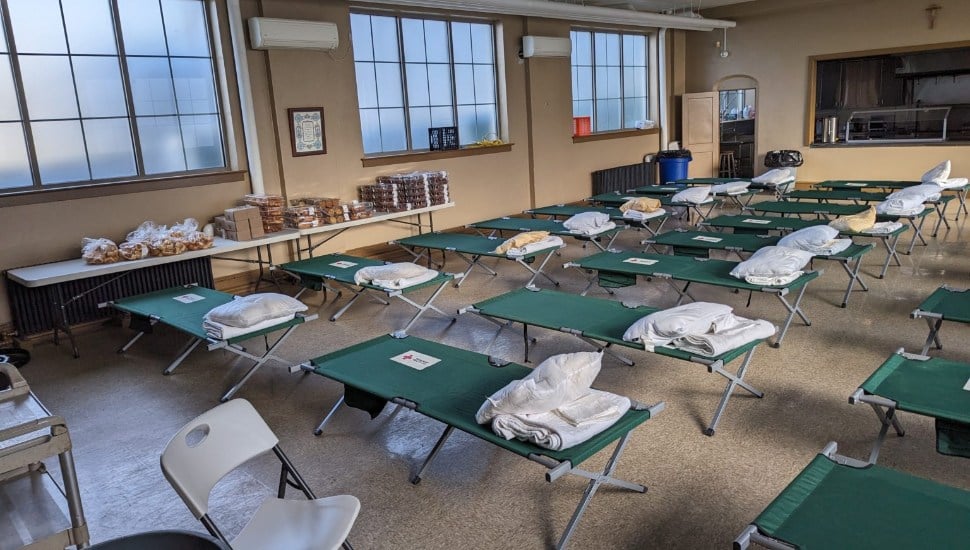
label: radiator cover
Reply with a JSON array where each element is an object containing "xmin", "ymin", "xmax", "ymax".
[{"xmin": 6, "ymin": 257, "xmax": 214, "ymax": 336}]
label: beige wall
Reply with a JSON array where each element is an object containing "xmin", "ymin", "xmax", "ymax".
[
  {"xmin": 0, "ymin": 0, "xmax": 660, "ymax": 328},
  {"xmin": 687, "ymin": 0, "xmax": 970, "ymax": 182}
]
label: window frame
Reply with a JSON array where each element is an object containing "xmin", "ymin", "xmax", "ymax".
[
  {"xmin": 570, "ymin": 27, "xmax": 651, "ymax": 135},
  {"xmin": 0, "ymin": 0, "xmax": 232, "ymax": 196},
  {"xmin": 350, "ymin": 9, "xmax": 503, "ymax": 156}
]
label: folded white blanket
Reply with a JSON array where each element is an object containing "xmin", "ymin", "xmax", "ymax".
[
  {"xmin": 938, "ymin": 177, "xmax": 968, "ymax": 190},
  {"xmin": 505, "ymin": 236, "xmax": 564, "ymax": 257},
  {"xmin": 744, "ymin": 272, "xmax": 803, "ymax": 286},
  {"xmin": 489, "ymin": 389, "xmax": 630, "ymax": 451},
  {"xmin": 623, "ymin": 302, "xmax": 734, "ymax": 348},
  {"xmin": 671, "ymin": 185, "xmax": 711, "ymax": 204},
  {"xmin": 623, "ymin": 208, "xmax": 666, "ymax": 221},
  {"xmin": 711, "ymin": 181, "xmax": 750, "ymax": 194},
  {"xmin": 370, "ymin": 269, "xmax": 440, "ymax": 289},
  {"xmin": 354, "ymin": 262, "xmax": 431, "ymax": 286},
  {"xmin": 729, "ymin": 246, "xmax": 814, "ymax": 279},
  {"xmin": 752, "ymin": 168, "xmax": 795, "ymax": 185},
  {"xmin": 673, "ymin": 316, "xmax": 776, "ymax": 357},
  {"xmin": 863, "ymin": 221, "xmax": 904, "ymax": 235},
  {"xmin": 921, "ymin": 160, "xmax": 950, "ymax": 183},
  {"xmin": 568, "ymin": 220, "xmax": 617, "ymax": 236},
  {"xmin": 203, "ymin": 313, "xmax": 296, "ymax": 340},
  {"xmin": 563, "ymin": 211, "xmax": 611, "ymax": 233}
]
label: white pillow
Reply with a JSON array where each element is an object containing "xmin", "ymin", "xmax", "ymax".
[
  {"xmin": 729, "ymin": 246, "xmax": 814, "ymax": 279},
  {"xmin": 353, "ymin": 262, "xmax": 431, "ymax": 285},
  {"xmin": 623, "ymin": 302, "xmax": 733, "ymax": 346},
  {"xmin": 475, "ymin": 351, "xmax": 602, "ymax": 423},
  {"xmin": 563, "ymin": 211, "xmax": 610, "ymax": 232},
  {"xmin": 671, "ymin": 185, "xmax": 711, "ymax": 204},
  {"xmin": 777, "ymin": 225, "xmax": 839, "ymax": 248},
  {"xmin": 752, "ymin": 168, "xmax": 794, "ymax": 185},
  {"xmin": 921, "ymin": 160, "xmax": 950, "ymax": 183},
  {"xmin": 204, "ymin": 293, "xmax": 307, "ymax": 328}
]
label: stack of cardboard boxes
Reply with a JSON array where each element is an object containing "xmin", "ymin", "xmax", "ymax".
[{"xmin": 214, "ymin": 206, "xmax": 265, "ymax": 241}]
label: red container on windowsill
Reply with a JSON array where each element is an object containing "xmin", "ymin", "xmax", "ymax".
[{"xmin": 573, "ymin": 116, "xmax": 591, "ymax": 136}]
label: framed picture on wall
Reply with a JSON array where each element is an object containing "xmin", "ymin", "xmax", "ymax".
[{"xmin": 288, "ymin": 107, "xmax": 326, "ymax": 156}]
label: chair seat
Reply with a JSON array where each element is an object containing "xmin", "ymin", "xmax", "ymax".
[{"xmin": 231, "ymin": 494, "xmax": 361, "ymax": 550}]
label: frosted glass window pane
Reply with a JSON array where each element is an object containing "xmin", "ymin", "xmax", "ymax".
[
  {"xmin": 8, "ymin": 0, "xmax": 67, "ymax": 54},
  {"xmin": 605, "ymin": 34, "xmax": 620, "ymax": 66},
  {"xmin": 451, "ymin": 23, "xmax": 471, "ymax": 64},
  {"xmin": 593, "ymin": 33, "xmax": 606, "ymax": 66},
  {"xmin": 33, "ymin": 120, "xmax": 90, "ymax": 184},
  {"xmin": 19, "ymin": 56, "xmax": 79, "ymax": 119},
  {"xmin": 470, "ymin": 24, "xmax": 492, "ymax": 64},
  {"xmin": 576, "ymin": 66, "xmax": 592, "ymax": 101},
  {"xmin": 456, "ymin": 105, "xmax": 475, "ymax": 145},
  {"xmin": 162, "ymin": 0, "xmax": 210, "ymax": 57},
  {"xmin": 359, "ymin": 109, "xmax": 381, "ymax": 154},
  {"xmin": 572, "ymin": 100, "xmax": 592, "ymax": 119},
  {"xmin": 607, "ymin": 66, "xmax": 620, "ymax": 98},
  {"xmin": 405, "ymin": 63, "xmax": 430, "ymax": 107},
  {"xmin": 180, "ymin": 114, "xmax": 223, "ymax": 169},
  {"xmin": 427, "ymin": 64, "xmax": 451, "ymax": 106},
  {"xmin": 350, "ymin": 14, "xmax": 373, "ymax": 62},
  {"xmin": 424, "ymin": 20, "xmax": 449, "ymax": 63},
  {"xmin": 574, "ymin": 31, "xmax": 591, "ymax": 65},
  {"xmin": 374, "ymin": 63, "xmax": 402, "ymax": 108},
  {"xmin": 138, "ymin": 116, "xmax": 186, "ymax": 174},
  {"xmin": 473, "ymin": 104, "xmax": 496, "ymax": 142},
  {"xmin": 378, "ymin": 108, "xmax": 406, "ymax": 152},
  {"xmin": 0, "ymin": 123, "xmax": 31, "ymax": 188},
  {"xmin": 83, "ymin": 118, "xmax": 136, "ymax": 179},
  {"xmin": 430, "ymin": 106, "xmax": 453, "ymax": 127},
  {"xmin": 473, "ymin": 65, "xmax": 495, "ymax": 104},
  {"xmin": 409, "ymin": 107, "xmax": 431, "ymax": 149},
  {"xmin": 355, "ymin": 63, "xmax": 378, "ymax": 109},
  {"xmin": 63, "ymin": 0, "xmax": 117, "ymax": 55},
  {"xmin": 74, "ymin": 57, "xmax": 127, "ymax": 118},
  {"xmin": 128, "ymin": 57, "xmax": 176, "ymax": 115},
  {"xmin": 172, "ymin": 58, "xmax": 217, "ymax": 114},
  {"xmin": 401, "ymin": 19, "xmax": 426, "ymax": 63},
  {"xmin": 118, "ymin": 0, "xmax": 167, "ymax": 55},
  {"xmin": 0, "ymin": 56, "xmax": 20, "ymax": 120},
  {"xmin": 454, "ymin": 64, "xmax": 473, "ymax": 105},
  {"xmin": 371, "ymin": 17, "xmax": 398, "ymax": 62}
]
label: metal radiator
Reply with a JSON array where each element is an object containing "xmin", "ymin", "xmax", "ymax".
[
  {"xmin": 6, "ymin": 257, "xmax": 214, "ymax": 336},
  {"xmin": 591, "ymin": 160, "xmax": 656, "ymax": 194}
]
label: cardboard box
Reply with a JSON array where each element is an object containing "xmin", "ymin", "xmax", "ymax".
[{"xmin": 224, "ymin": 205, "xmax": 260, "ymax": 222}]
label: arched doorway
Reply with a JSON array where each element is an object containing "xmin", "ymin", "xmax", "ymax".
[{"xmin": 714, "ymin": 75, "xmax": 758, "ymax": 178}]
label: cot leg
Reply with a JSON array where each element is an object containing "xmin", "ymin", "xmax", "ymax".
[
  {"xmin": 839, "ymin": 258, "xmax": 868, "ymax": 308},
  {"xmin": 164, "ymin": 337, "xmax": 203, "ymax": 375},
  {"xmin": 219, "ymin": 325, "xmax": 300, "ymax": 402},
  {"xmin": 921, "ymin": 318, "xmax": 944, "ymax": 355},
  {"xmin": 520, "ymin": 251, "xmax": 560, "ymax": 287},
  {"xmin": 411, "ymin": 426, "xmax": 455, "ymax": 484},
  {"xmin": 772, "ymin": 286, "xmax": 811, "ymax": 348},
  {"xmin": 313, "ymin": 395, "xmax": 346, "ymax": 436},
  {"xmin": 705, "ymin": 351, "xmax": 762, "ymax": 436},
  {"xmin": 555, "ymin": 433, "xmax": 642, "ymax": 550}
]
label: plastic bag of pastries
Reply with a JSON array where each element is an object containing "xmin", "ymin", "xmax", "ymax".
[{"xmin": 81, "ymin": 237, "xmax": 120, "ymax": 264}]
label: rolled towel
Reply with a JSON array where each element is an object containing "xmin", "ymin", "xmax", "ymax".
[
  {"xmin": 623, "ymin": 302, "xmax": 734, "ymax": 348},
  {"xmin": 671, "ymin": 185, "xmax": 711, "ymax": 204},
  {"xmin": 729, "ymin": 246, "xmax": 814, "ymax": 280},
  {"xmin": 354, "ymin": 262, "xmax": 434, "ymax": 286},
  {"xmin": 921, "ymin": 160, "xmax": 950, "ymax": 183},
  {"xmin": 505, "ymin": 236, "xmax": 564, "ymax": 257},
  {"xmin": 620, "ymin": 197, "xmax": 662, "ymax": 213},
  {"xmin": 494, "ymin": 230, "xmax": 550, "ymax": 254},
  {"xmin": 829, "ymin": 206, "xmax": 876, "ymax": 233},
  {"xmin": 563, "ymin": 211, "xmax": 611, "ymax": 234},
  {"xmin": 752, "ymin": 168, "xmax": 794, "ymax": 185},
  {"xmin": 673, "ymin": 316, "xmax": 776, "ymax": 357}
]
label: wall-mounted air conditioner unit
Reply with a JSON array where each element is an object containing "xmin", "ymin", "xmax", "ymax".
[
  {"xmin": 248, "ymin": 17, "xmax": 339, "ymax": 51},
  {"xmin": 521, "ymin": 36, "xmax": 571, "ymax": 58}
]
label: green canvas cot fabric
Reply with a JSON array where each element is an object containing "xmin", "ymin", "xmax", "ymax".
[
  {"xmin": 916, "ymin": 286, "xmax": 970, "ymax": 323},
  {"xmin": 702, "ymin": 215, "xmax": 823, "ymax": 233},
  {"xmin": 111, "ymin": 285, "xmax": 305, "ymax": 344},
  {"xmin": 527, "ymin": 205, "xmax": 625, "ymax": 220},
  {"xmin": 470, "ymin": 288, "xmax": 760, "ymax": 363},
  {"xmin": 749, "ymin": 201, "xmax": 868, "ymax": 216},
  {"xmin": 310, "ymin": 334, "xmax": 653, "ymax": 465},
  {"xmin": 753, "ymin": 453, "xmax": 970, "ymax": 548},
  {"xmin": 860, "ymin": 354, "xmax": 970, "ymax": 425},
  {"xmin": 649, "ymin": 231, "xmax": 780, "ymax": 252},
  {"xmin": 395, "ymin": 232, "xmax": 557, "ymax": 259}
]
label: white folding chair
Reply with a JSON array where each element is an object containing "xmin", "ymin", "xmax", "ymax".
[{"xmin": 160, "ymin": 399, "xmax": 360, "ymax": 550}]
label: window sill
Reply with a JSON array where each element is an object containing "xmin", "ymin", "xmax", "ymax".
[
  {"xmin": 360, "ymin": 143, "xmax": 513, "ymax": 168},
  {"xmin": 572, "ymin": 128, "xmax": 659, "ymax": 143},
  {"xmin": 0, "ymin": 170, "xmax": 248, "ymax": 208}
]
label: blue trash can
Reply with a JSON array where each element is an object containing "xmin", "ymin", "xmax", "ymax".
[{"xmin": 656, "ymin": 149, "xmax": 692, "ymax": 184}]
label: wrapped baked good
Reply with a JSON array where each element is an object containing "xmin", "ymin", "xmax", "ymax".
[
  {"xmin": 118, "ymin": 241, "xmax": 149, "ymax": 261},
  {"xmin": 82, "ymin": 237, "xmax": 120, "ymax": 264}
]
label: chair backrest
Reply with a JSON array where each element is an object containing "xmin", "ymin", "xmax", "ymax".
[{"xmin": 160, "ymin": 399, "xmax": 279, "ymax": 519}]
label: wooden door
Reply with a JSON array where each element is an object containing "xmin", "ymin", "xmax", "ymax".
[{"xmin": 682, "ymin": 92, "xmax": 719, "ymax": 178}]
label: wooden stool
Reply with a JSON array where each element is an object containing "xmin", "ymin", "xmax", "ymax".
[{"xmin": 719, "ymin": 151, "xmax": 738, "ymax": 178}]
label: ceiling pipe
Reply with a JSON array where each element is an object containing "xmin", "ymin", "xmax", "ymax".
[{"xmin": 358, "ymin": 0, "xmax": 736, "ymax": 31}]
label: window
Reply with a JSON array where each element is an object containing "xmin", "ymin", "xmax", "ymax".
[
  {"xmin": 570, "ymin": 30, "xmax": 648, "ymax": 133},
  {"xmin": 0, "ymin": 0, "xmax": 225, "ymax": 192},
  {"xmin": 351, "ymin": 13, "xmax": 498, "ymax": 155}
]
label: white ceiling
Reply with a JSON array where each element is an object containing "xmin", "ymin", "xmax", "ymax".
[{"xmin": 551, "ymin": 0, "xmax": 756, "ymax": 15}]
